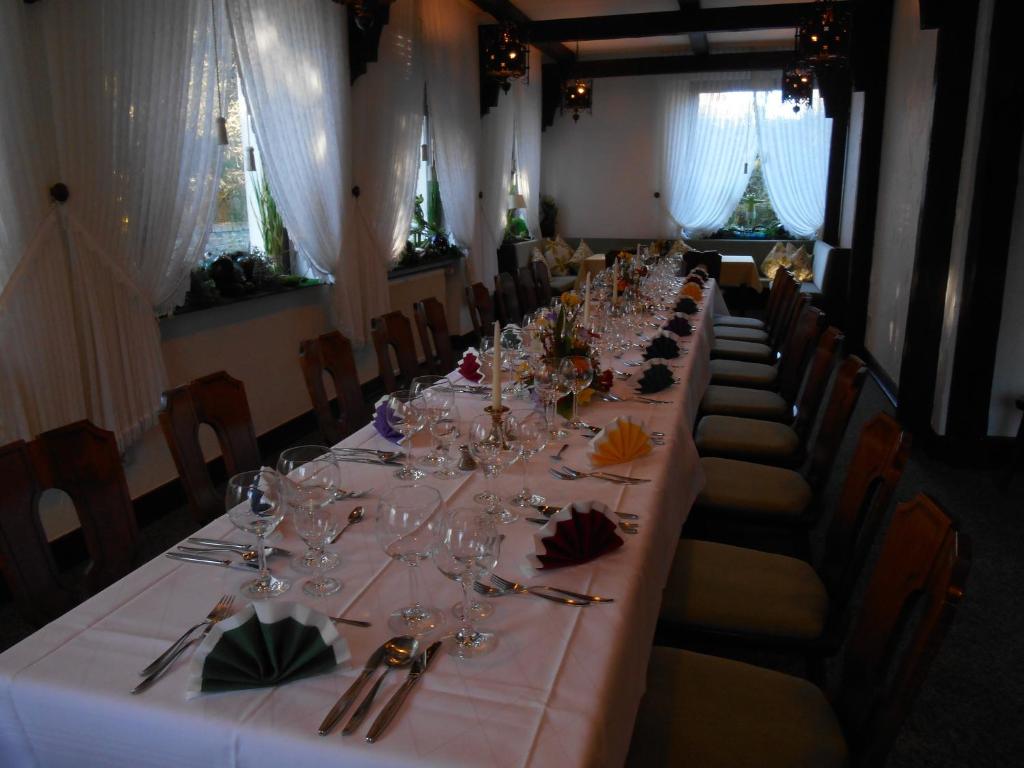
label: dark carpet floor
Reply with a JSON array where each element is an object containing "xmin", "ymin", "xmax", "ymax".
[{"xmin": 1, "ymin": 379, "xmax": 1020, "ymax": 766}]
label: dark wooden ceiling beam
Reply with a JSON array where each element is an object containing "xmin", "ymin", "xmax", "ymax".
[
  {"xmin": 678, "ymin": 0, "xmax": 709, "ymax": 57},
  {"xmin": 526, "ymin": 3, "xmax": 818, "ymax": 43},
  {"xmin": 467, "ymin": 0, "xmax": 575, "ymax": 62}
]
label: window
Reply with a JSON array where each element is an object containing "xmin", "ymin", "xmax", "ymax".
[
  {"xmin": 503, "ymin": 134, "xmax": 529, "ymax": 243},
  {"xmin": 716, "ymin": 157, "xmax": 792, "ymax": 240},
  {"xmin": 205, "ymin": 67, "xmax": 250, "ymax": 256}
]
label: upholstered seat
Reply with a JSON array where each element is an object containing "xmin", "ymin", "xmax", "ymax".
[
  {"xmin": 697, "ymin": 457, "xmax": 811, "ymax": 519},
  {"xmin": 709, "ymin": 359, "xmax": 778, "ymax": 388},
  {"xmin": 713, "ymin": 314, "xmax": 765, "ymax": 330},
  {"xmin": 625, "ymin": 647, "xmax": 847, "ymax": 768},
  {"xmin": 713, "ymin": 325, "xmax": 770, "ymax": 343},
  {"xmin": 711, "ymin": 338, "xmax": 775, "ymax": 364},
  {"xmin": 660, "ymin": 540, "xmax": 827, "ymax": 640},
  {"xmin": 695, "ymin": 414, "xmax": 800, "ymax": 461},
  {"xmin": 700, "ymin": 385, "xmax": 790, "ymax": 420}
]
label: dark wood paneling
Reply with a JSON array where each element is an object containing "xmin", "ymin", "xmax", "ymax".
[
  {"xmin": 468, "ymin": 1, "xmax": 574, "ymax": 63},
  {"xmin": 823, "ymin": 93, "xmax": 851, "ymax": 244},
  {"xmin": 897, "ymin": 0, "xmax": 980, "ymax": 432},
  {"xmin": 678, "ymin": 0, "xmax": 710, "ymax": 56}
]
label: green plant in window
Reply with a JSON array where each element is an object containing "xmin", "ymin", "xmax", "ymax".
[{"xmin": 254, "ymin": 174, "xmax": 286, "ymax": 268}]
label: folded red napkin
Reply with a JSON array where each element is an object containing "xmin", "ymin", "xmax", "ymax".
[
  {"xmin": 525, "ymin": 501, "xmax": 624, "ymax": 572},
  {"xmin": 458, "ymin": 350, "xmax": 483, "ymax": 382}
]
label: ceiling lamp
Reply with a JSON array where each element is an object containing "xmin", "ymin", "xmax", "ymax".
[
  {"xmin": 483, "ymin": 22, "xmax": 530, "ymax": 93},
  {"xmin": 797, "ymin": 0, "xmax": 852, "ymax": 67},
  {"xmin": 562, "ymin": 77, "xmax": 593, "ymax": 123},
  {"xmin": 333, "ymin": 0, "xmax": 396, "ymax": 33},
  {"xmin": 782, "ymin": 63, "xmax": 814, "ymax": 113}
]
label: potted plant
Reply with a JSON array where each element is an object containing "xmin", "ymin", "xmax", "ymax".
[{"xmin": 540, "ymin": 195, "xmax": 558, "ymax": 239}]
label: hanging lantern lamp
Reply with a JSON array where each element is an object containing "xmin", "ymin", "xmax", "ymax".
[{"xmin": 483, "ymin": 22, "xmax": 530, "ymax": 93}]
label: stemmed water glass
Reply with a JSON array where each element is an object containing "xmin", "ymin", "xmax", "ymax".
[
  {"xmin": 387, "ymin": 389, "xmax": 426, "ymax": 480},
  {"xmin": 430, "ymin": 404, "xmax": 462, "ymax": 479},
  {"xmin": 534, "ymin": 356, "xmax": 569, "ymax": 439},
  {"xmin": 467, "ymin": 413, "xmax": 522, "ymax": 525},
  {"xmin": 435, "ymin": 507, "xmax": 502, "ymax": 658},
  {"xmin": 411, "ymin": 376, "xmax": 454, "ymax": 468},
  {"xmin": 559, "ymin": 355, "xmax": 593, "ymax": 430},
  {"xmin": 289, "ymin": 467, "xmax": 344, "ymax": 598},
  {"xmin": 376, "ymin": 484, "xmax": 446, "ymax": 636},
  {"xmin": 277, "ymin": 445, "xmax": 342, "ymax": 574},
  {"xmin": 225, "ymin": 468, "xmax": 289, "ymax": 599},
  {"xmin": 507, "ymin": 409, "xmax": 548, "ymax": 507}
]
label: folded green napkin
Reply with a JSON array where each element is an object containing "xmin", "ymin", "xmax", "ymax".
[{"xmin": 185, "ymin": 601, "xmax": 350, "ymax": 698}]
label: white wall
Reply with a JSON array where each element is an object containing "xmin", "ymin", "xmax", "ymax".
[
  {"xmin": 989, "ymin": 144, "xmax": 1024, "ymax": 436},
  {"xmin": 541, "ymin": 75, "xmax": 674, "ymax": 238},
  {"xmin": 863, "ymin": 0, "xmax": 938, "ymax": 381}
]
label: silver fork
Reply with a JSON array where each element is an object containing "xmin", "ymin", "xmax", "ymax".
[
  {"xmin": 561, "ymin": 466, "xmax": 651, "ymax": 484},
  {"xmin": 472, "ymin": 581, "xmax": 590, "ymax": 607},
  {"xmin": 549, "ymin": 468, "xmax": 643, "ymax": 485},
  {"xmin": 139, "ymin": 594, "xmax": 233, "ymax": 677},
  {"xmin": 490, "ymin": 574, "xmax": 614, "ymax": 603}
]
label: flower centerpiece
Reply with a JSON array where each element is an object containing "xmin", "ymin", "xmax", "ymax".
[{"xmin": 536, "ymin": 292, "xmax": 611, "ymax": 418}]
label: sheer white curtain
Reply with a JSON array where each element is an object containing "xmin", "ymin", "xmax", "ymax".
[
  {"xmin": 754, "ymin": 90, "xmax": 832, "ymax": 238},
  {"xmin": 228, "ymin": 0, "xmax": 356, "ymax": 335},
  {"xmin": 478, "ymin": 94, "xmax": 515, "ymax": 286},
  {"xmin": 1, "ymin": 0, "xmax": 223, "ymax": 446},
  {"xmin": 658, "ymin": 76, "xmax": 758, "ymax": 238},
  {"xmin": 421, "ymin": 0, "xmax": 482, "ymax": 279},
  {"xmin": 513, "ymin": 46, "xmax": 543, "ymax": 240},
  {"xmin": 350, "ymin": 0, "xmax": 423, "ymax": 332}
]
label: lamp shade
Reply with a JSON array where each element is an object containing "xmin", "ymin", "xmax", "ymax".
[{"xmin": 509, "ymin": 193, "xmax": 527, "ymax": 210}]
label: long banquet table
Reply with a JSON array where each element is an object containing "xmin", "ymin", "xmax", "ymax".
[{"xmin": 0, "ymin": 283, "xmax": 725, "ymax": 768}]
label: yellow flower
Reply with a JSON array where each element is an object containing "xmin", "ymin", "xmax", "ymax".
[
  {"xmin": 576, "ymin": 387, "xmax": 595, "ymax": 406},
  {"xmin": 560, "ymin": 291, "xmax": 581, "ymax": 307}
]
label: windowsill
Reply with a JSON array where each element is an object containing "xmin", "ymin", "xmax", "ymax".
[
  {"xmin": 388, "ymin": 255, "xmax": 461, "ymax": 281},
  {"xmin": 164, "ymin": 280, "xmax": 324, "ymax": 319}
]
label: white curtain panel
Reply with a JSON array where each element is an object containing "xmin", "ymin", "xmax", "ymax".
[
  {"xmin": 421, "ymin": 0, "xmax": 482, "ymax": 279},
  {"xmin": 658, "ymin": 76, "xmax": 762, "ymax": 238},
  {"xmin": 478, "ymin": 93, "xmax": 515, "ymax": 285},
  {"xmin": 513, "ymin": 46, "xmax": 543, "ymax": 241},
  {"xmin": 349, "ymin": 0, "xmax": 424, "ymax": 332},
  {"xmin": 0, "ymin": 0, "xmax": 223, "ymax": 446},
  {"xmin": 754, "ymin": 90, "xmax": 832, "ymax": 238},
  {"xmin": 228, "ymin": 0, "xmax": 357, "ymax": 333}
]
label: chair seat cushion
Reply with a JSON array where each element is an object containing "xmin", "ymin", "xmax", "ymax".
[
  {"xmin": 714, "ymin": 325, "xmax": 770, "ymax": 343},
  {"xmin": 625, "ymin": 647, "xmax": 847, "ymax": 768},
  {"xmin": 661, "ymin": 540, "xmax": 827, "ymax": 640},
  {"xmin": 714, "ymin": 315, "xmax": 765, "ymax": 330},
  {"xmin": 711, "ymin": 339, "xmax": 775, "ymax": 364},
  {"xmin": 700, "ymin": 385, "xmax": 790, "ymax": 421},
  {"xmin": 695, "ymin": 415, "xmax": 800, "ymax": 461},
  {"xmin": 697, "ymin": 457, "xmax": 812, "ymax": 519},
  {"xmin": 709, "ymin": 359, "xmax": 778, "ymax": 388}
]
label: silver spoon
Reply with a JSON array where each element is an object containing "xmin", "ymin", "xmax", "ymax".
[
  {"xmin": 330, "ymin": 506, "xmax": 366, "ymax": 545},
  {"xmin": 549, "ymin": 443, "xmax": 569, "ymax": 461},
  {"xmin": 342, "ymin": 635, "xmax": 419, "ymax": 736}
]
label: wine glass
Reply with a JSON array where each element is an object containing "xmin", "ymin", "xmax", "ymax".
[
  {"xmin": 376, "ymin": 484, "xmax": 446, "ymax": 635},
  {"xmin": 467, "ymin": 413, "xmax": 522, "ymax": 525},
  {"xmin": 559, "ymin": 355, "xmax": 593, "ymax": 430},
  {"xmin": 507, "ymin": 409, "xmax": 548, "ymax": 507},
  {"xmin": 277, "ymin": 445, "xmax": 341, "ymax": 573},
  {"xmin": 534, "ymin": 356, "xmax": 569, "ymax": 439},
  {"xmin": 387, "ymin": 390, "xmax": 426, "ymax": 480},
  {"xmin": 411, "ymin": 376, "xmax": 454, "ymax": 468},
  {"xmin": 289, "ymin": 464, "xmax": 344, "ymax": 597},
  {"xmin": 430, "ymin": 404, "xmax": 462, "ymax": 479},
  {"xmin": 435, "ymin": 507, "xmax": 501, "ymax": 658},
  {"xmin": 225, "ymin": 468, "xmax": 289, "ymax": 599}
]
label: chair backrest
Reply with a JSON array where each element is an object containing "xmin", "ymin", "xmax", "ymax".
[
  {"xmin": 299, "ymin": 330, "xmax": 369, "ymax": 445},
  {"xmin": 160, "ymin": 371, "xmax": 260, "ymax": 523},
  {"xmin": 413, "ymin": 296, "xmax": 457, "ymax": 374},
  {"xmin": 516, "ymin": 266, "xmax": 540, "ymax": 316},
  {"xmin": 0, "ymin": 420, "xmax": 138, "ymax": 626},
  {"xmin": 531, "ymin": 259, "xmax": 554, "ymax": 305},
  {"xmin": 370, "ymin": 311, "xmax": 420, "ymax": 392},
  {"xmin": 770, "ymin": 271, "xmax": 803, "ymax": 349},
  {"xmin": 465, "ymin": 281, "xmax": 495, "ymax": 340},
  {"xmin": 818, "ymin": 413, "xmax": 912, "ymax": 613},
  {"xmin": 832, "ymin": 494, "xmax": 970, "ymax": 767},
  {"xmin": 684, "ymin": 250, "xmax": 722, "ymax": 280},
  {"xmin": 764, "ymin": 268, "xmax": 794, "ymax": 332},
  {"xmin": 791, "ymin": 326, "xmax": 844, "ymax": 440},
  {"xmin": 776, "ymin": 300, "xmax": 824, "ymax": 404},
  {"xmin": 494, "ymin": 272, "xmax": 521, "ymax": 326},
  {"xmin": 804, "ymin": 354, "xmax": 868, "ymax": 498}
]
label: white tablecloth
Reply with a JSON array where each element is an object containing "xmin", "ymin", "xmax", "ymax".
[{"xmin": 0, "ymin": 284, "xmax": 725, "ymax": 768}]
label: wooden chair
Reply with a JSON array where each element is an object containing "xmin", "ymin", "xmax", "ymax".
[
  {"xmin": 465, "ymin": 282, "xmax": 494, "ymax": 341},
  {"xmin": 531, "ymin": 259, "xmax": 554, "ymax": 306},
  {"xmin": 493, "ymin": 272, "xmax": 521, "ymax": 326},
  {"xmin": 660, "ymin": 413, "xmax": 912, "ymax": 663},
  {"xmin": 684, "ymin": 249, "xmax": 722, "ymax": 280},
  {"xmin": 413, "ymin": 297, "xmax": 457, "ymax": 375},
  {"xmin": 515, "ymin": 266, "xmax": 540, "ymax": 315},
  {"xmin": 370, "ymin": 310, "xmax": 421, "ymax": 392},
  {"xmin": 629, "ymin": 493, "xmax": 970, "ymax": 768},
  {"xmin": 0, "ymin": 420, "xmax": 139, "ymax": 626},
  {"xmin": 299, "ymin": 330, "xmax": 369, "ymax": 445},
  {"xmin": 711, "ymin": 269, "xmax": 796, "ymax": 348},
  {"xmin": 159, "ymin": 371, "xmax": 260, "ymax": 523}
]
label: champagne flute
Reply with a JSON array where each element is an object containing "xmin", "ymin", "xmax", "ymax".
[
  {"xmin": 534, "ymin": 356, "xmax": 569, "ymax": 439},
  {"xmin": 507, "ymin": 409, "xmax": 548, "ymax": 507},
  {"xmin": 225, "ymin": 468, "xmax": 289, "ymax": 599},
  {"xmin": 387, "ymin": 389, "xmax": 426, "ymax": 480},
  {"xmin": 430, "ymin": 405, "xmax": 462, "ymax": 479},
  {"xmin": 290, "ymin": 466, "xmax": 343, "ymax": 597},
  {"xmin": 277, "ymin": 445, "xmax": 340, "ymax": 573},
  {"xmin": 559, "ymin": 355, "xmax": 593, "ymax": 430}
]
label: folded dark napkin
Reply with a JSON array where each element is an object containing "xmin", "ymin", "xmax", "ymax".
[
  {"xmin": 675, "ymin": 297, "xmax": 699, "ymax": 315},
  {"xmin": 458, "ymin": 350, "xmax": 483, "ymax": 382},
  {"xmin": 663, "ymin": 314, "xmax": 693, "ymax": 337},
  {"xmin": 691, "ymin": 267, "xmax": 709, "ymax": 280},
  {"xmin": 685, "ymin": 274, "xmax": 706, "ymax": 287},
  {"xmin": 637, "ymin": 362, "xmax": 675, "ymax": 394},
  {"xmin": 644, "ymin": 335, "xmax": 680, "ymax": 360},
  {"xmin": 525, "ymin": 501, "xmax": 624, "ymax": 572},
  {"xmin": 373, "ymin": 400, "xmax": 403, "ymax": 444},
  {"xmin": 186, "ymin": 602, "xmax": 350, "ymax": 698}
]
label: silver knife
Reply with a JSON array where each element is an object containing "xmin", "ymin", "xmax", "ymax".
[
  {"xmin": 365, "ymin": 641, "xmax": 441, "ymax": 743},
  {"xmin": 165, "ymin": 552, "xmax": 257, "ymax": 571},
  {"xmin": 335, "ymin": 457, "xmax": 403, "ymax": 467},
  {"xmin": 182, "ymin": 540, "xmax": 291, "ymax": 557},
  {"xmin": 318, "ymin": 644, "xmax": 387, "ymax": 736}
]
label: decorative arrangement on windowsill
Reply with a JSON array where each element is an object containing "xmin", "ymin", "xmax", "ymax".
[{"xmin": 535, "ymin": 291, "xmax": 609, "ymax": 418}]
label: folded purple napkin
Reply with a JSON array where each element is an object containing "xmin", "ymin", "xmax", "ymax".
[{"xmin": 373, "ymin": 401, "xmax": 403, "ymax": 444}]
